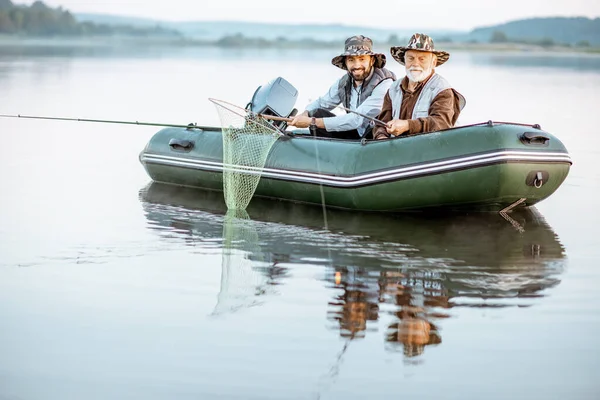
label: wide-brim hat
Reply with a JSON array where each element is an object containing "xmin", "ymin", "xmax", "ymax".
[
  {"xmin": 331, "ymin": 35, "xmax": 386, "ymax": 70},
  {"xmin": 390, "ymin": 33, "xmax": 450, "ymax": 66}
]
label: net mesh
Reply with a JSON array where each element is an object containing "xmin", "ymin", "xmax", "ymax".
[{"xmin": 210, "ymin": 98, "xmax": 282, "ymax": 211}]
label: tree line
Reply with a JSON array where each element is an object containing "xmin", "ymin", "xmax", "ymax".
[
  {"xmin": 2, "ymin": 1, "xmax": 597, "ymax": 50},
  {"xmin": 489, "ymin": 30, "xmax": 592, "ymax": 48},
  {"xmin": 0, "ymin": 0, "xmax": 179, "ymax": 37}
]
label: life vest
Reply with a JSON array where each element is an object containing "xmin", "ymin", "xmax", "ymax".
[
  {"xmin": 389, "ymin": 73, "xmax": 466, "ymax": 119},
  {"xmin": 337, "ymin": 67, "xmax": 396, "ymax": 109}
]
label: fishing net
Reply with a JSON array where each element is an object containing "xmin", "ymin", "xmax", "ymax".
[{"xmin": 210, "ymin": 98, "xmax": 283, "ymax": 211}]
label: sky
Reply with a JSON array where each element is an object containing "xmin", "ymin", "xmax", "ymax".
[{"xmin": 35, "ymin": 0, "xmax": 600, "ymax": 31}]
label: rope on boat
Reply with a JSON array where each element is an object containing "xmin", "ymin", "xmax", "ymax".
[{"xmin": 499, "ymin": 198, "xmax": 528, "ymax": 233}]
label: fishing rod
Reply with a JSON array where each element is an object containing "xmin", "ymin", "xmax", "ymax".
[
  {"xmin": 335, "ymin": 105, "xmax": 387, "ymax": 127},
  {"xmin": 315, "ymin": 99, "xmax": 387, "ymax": 127},
  {"xmin": 0, "ymin": 113, "xmax": 213, "ymax": 130},
  {"xmin": 0, "ymin": 104, "xmax": 375, "ymax": 132},
  {"xmin": 1, "ymin": 101, "xmax": 293, "ymax": 130}
]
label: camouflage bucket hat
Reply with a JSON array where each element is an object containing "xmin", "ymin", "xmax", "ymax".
[
  {"xmin": 331, "ymin": 35, "xmax": 387, "ymax": 70},
  {"xmin": 390, "ymin": 33, "xmax": 450, "ymax": 66}
]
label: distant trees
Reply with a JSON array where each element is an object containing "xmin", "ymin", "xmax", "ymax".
[
  {"xmin": 436, "ymin": 36, "xmax": 453, "ymax": 43},
  {"xmin": 386, "ymin": 34, "xmax": 401, "ymax": 44},
  {"xmin": 473, "ymin": 17, "xmax": 600, "ymax": 47},
  {"xmin": 488, "ymin": 30, "xmax": 561, "ymax": 47},
  {"xmin": 216, "ymin": 34, "xmax": 273, "ymax": 48},
  {"xmin": 490, "ymin": 30, "xmax": 508, "ymax": 43},
  {"xmin": 0, "ymin": 10, "xmax": 13, "ymax": 32},
  {"xmin": 535, "ymin": 37, "xmax": 555, "ymax": 47},
  {"xmin": 0, "ymin": 1, "xmax": 80, "ymax": 35},
  {"xmin": 0, "ymin": 0, "xmax": 180, "ymax": 37},
  {"xmin": 2, "ymin": 2, "xmax": 597, "ymax": 50},
  {"xmin": 212, "ymin": 33, "xmax": 338, "ymax": 49},
  {"xmin": 0, "ymin": 0, "xmax": 14, "ymax": 10}
]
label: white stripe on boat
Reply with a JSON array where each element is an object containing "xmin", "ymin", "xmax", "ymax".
[{"xmin": 140, "ymin": 150, "xmax": 572, "ymax": 187}]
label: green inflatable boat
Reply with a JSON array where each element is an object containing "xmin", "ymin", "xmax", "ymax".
[
  {"xmin": 139, "ymin": 121, "xmax": 571, "ymax": 212},
  {"xmin": 139, "ymin": 78, "xmax": 572, "ymax": 212}
]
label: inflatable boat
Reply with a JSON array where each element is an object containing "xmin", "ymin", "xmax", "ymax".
[{"xmin": 139, "ymin": 78, "xmax": 572, "ymax": 212}]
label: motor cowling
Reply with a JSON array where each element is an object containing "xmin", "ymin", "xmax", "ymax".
[{"xmin": 247, "ymin": 77, "xmax": 298, "ymax": 129}]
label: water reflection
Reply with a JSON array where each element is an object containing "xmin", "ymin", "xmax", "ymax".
[
  {"xmin": 139, "ymin": 182, "xmax": 566, "ymax": 358},
  {"xmin": 214, "ymin": 209, "xmax": 289, "ymax": 315},
  {"xmin": 327, "ymin": 267, "xmax": 445, "ymax": 358}
]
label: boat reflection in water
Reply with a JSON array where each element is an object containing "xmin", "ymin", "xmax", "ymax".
[{"xmin": 139, "ymin": 182, "xmax": 566, "ymax": 358}]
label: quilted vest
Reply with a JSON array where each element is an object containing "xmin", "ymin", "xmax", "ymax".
[
  {"xmin": 337, "ymin": 67, "xmax": 396, "ymax": 109},
  {"xmin": 389, "ymin": 73, "xmax": 466, "ymax": 119}
]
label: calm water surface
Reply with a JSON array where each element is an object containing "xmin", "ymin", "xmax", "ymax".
[{"xmin": 0, "ymin": 45, "xmax": 599, "ymax": 399}]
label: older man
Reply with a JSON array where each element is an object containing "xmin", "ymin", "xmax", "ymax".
[
  {"xmin": 290, "ymin": 35, "xmax": 396, "ymax": 139},
  {"xmin": 373, "ymin": 33, "xmax": 466, "ymax": 140}
]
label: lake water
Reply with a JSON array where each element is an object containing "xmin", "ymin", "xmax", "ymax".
[{"xmin": 0, "ymin": 44, "xmax": 599, "ymax": 399}]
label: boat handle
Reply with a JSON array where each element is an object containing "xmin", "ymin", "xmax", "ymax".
[
  {"xmin": 169, "ymin": 138, "xmax": 194, "ymax": 151},
  {"xmin": 520, "ymin": 131, "xmax": 550, "ymax": 146},
  {"xmin": 526, "ymin": 170, "xmax": 548, "ymax": 187},
  {"xmin": 534, "ymin": 172, "xmax": 544, "ymax": 188}
]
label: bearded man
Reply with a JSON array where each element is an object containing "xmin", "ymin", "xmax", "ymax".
[
  {"xmin": 373, "ymin": 33, "xmax": 466, "ymax": 140},
  {"xmin": 290, "ymin": 35, "xmax": 396, "ymax": 140}
]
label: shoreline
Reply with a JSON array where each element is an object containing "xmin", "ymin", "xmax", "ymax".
[{"xmin": 0, "ymin": 36, "xmax": 599, "ymax": 55}]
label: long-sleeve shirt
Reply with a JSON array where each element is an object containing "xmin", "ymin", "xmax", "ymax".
[
  {"xmin": 305, "ymin": 74, "xmax": 394, "ymax": 137},
  {"xmin": 374, "ymin": 74, "xmax": 462, "ymax": 138}
]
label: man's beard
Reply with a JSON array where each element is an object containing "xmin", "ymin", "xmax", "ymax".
[
  {"xmin": 350, "ymin": 66, "xmax": 372, "ymax": 82},
  {"xmin": 406, "ymin": 65, "xmax": 433, "ymax": 83}
]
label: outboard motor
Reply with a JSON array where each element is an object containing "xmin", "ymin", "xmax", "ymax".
[{"xmin": 247, "ymin": 77, "xmax": 299, "ymax": 130}]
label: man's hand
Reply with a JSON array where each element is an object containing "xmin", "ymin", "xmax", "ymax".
[
  {"xmin": 290, "ymin": 114, "xmax": 312, "ymax": 128},
  {"xmin": 386, "ymin": 119, "xmax": 409, "ymax": 136}
]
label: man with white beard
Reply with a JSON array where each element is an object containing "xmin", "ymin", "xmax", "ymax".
[
  {"xmin": 290, "ymin": 35, "xmax": 396, "ymax": 139},
  {"xmin": 373, "ymin": 33, "xmax": 466, "ymax": 139}
]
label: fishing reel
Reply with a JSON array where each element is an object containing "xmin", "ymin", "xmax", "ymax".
[{"xmin": 246, "ymin": 77, "xmax": 298, "ymax": 131}]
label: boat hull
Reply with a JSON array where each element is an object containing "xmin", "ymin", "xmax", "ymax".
[{"xmin": 140, "ymin": 122, "xmax": 572, "ymax": 212}]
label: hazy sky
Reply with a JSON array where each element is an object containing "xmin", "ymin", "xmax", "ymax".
[{"xmin": 38, "ymin": 0, "xmax": 600, "ymax": 31}]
